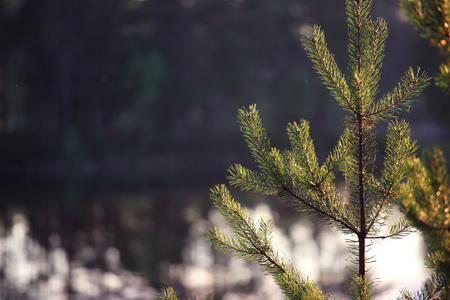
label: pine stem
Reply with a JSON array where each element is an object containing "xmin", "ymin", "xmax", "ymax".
[
  {"xmin": 355, "ymin": 0, "xmax": 366, "ymax": 281},
  {"xmin": 358, "ymin": 116, "xmax": 366, "ymax": 279},
  {"xmin": 356, "ymin": 0, "xmax": 362, "ymax": 74},
  {"xmin": 358, "ymin": 234, "xmax": 365, "ymax": 278}
]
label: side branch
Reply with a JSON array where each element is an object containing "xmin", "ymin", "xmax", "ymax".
[
  {"xmin": 318, "ymin": 137, "xmax": 352, "ymax": 186},
  {"xmin": 209, "ymin": 228, "xmax": 307, "ymax": 297},
  {"xmin": 366, "ymin": 84, "xmax": 416, "ymax": 117},
  {"xmin": 243, "ymin": 106, "xmax": 285, "ymax": 184},
  {"xmin": 208, "ymin": 186, "xmax": 310, "ymax": 297},
  {"xmin": 365, "ymin": 189, "xmax": 392, "ymax": 234},
  {"xmin": 366, "ymin": 232, "xmax": 410, "ymax": 240},
  {"xmin": 302, "ymin": 27, "xmax": 356, "ymax": 114},
  {"xmin": 316, "ymin": 128, "xmax": 352, "ymax": 189},
  {"xmin": 311, "ymin": 36, "xmax": 356, "ymax": 114},
  {"xmin": 368, "ymin": 121, "xmax": 416, "ymax": 234},
  {"xmin": 367, "ymin": 67, "xmax": 429, "ymax": 119},
  {"xmin": 284, "ymin": 186, "xmax": 359, "ymax": 234}
]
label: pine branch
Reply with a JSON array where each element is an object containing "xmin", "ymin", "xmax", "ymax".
[
  {"xmin": 284, "ymin": 187, "xmax": 359, "ymax": 235},
  {"xmin": 156, "ymin": 287, "xmax": 179, "ymax": 300},
  {"xmin": 365, "ymin": 18, "xmax": 388, "ymax": 102},
  {"xmin": 366, "ymin": 120, "xmax": 417, "ymax": 234},
  {"xmin": 207, "ymin": 185, "xmax": 332, "ymax": 300},
  {"xmin": 347, "ymin": 0, "xmax": 375, "ymax": 112},
  {"xmin": 367, "ymin": 217, "xmax": 413, "ymax": 239},
  {"xmin": 398, "ymin": 272, "xmax": 449, "ymax": 300},
  {"xmin": 233, "ymin": 108, "xmax": 358, "ymax": 234},
  {"xmin": 287, "ymin": 119, "xmax": 321, "ymax": 189},
  {"xmin": 318, "ymin": 128, "xmax": 353, "ymax": 186},
  {"xmin": 367, "ymin": 67, "xmax": 430, "ymax": 121},
  {"xmin": 347, "ymin": 0, "xmax": 373, "ymax": 75},
  {"xmin": 228, "ymin": 163, "xmax": 282, "ymax": 195},
  {"xmin": 286, "ymin": 120, "xmax": 358, "ymax": 233},
  {"xmin": 345, "ymin": 273, "xmax": 378, "ymax": 300},
  {"xmin": 302, "ymin": 26, "xmax": 355, "ymax": 114},
  {"xmin": 207, "ymin": 185, "xmax": 267, "ymax": 258},
  {"xmin": 237, "ymin": 105, "xmax": 274, "ymax": 176},
  {"xmin": 382, "ymin": 121, "xmax": 417, "ymax": 190},
  {"xmin": 236, "ymin": 105, "xmax": 292, "ymax": 189},
  {"xmin": 156, "ymin": 288, "xmax": 213, "ymax": 300}
]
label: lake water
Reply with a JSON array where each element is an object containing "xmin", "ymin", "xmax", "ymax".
[{"xmin": 0, "ymin": 176, "xmax": 430, "ymax": 299}]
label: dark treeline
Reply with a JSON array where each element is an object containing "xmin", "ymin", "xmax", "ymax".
[
  {"xmin": 1, "ymin": 0, "xmax": 321, "ymax": 165},
  {"xmin": 3, "ymin": 0, "xmax": 446, "ymax": 180},
  {"xmin": 1, "ymin": 1, "xmax": 448, "ymax": 175}
]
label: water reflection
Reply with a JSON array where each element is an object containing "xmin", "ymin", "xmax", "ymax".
[
  {"xmin": 0, "ymin": 179, "xmax": 431, "ymax": 299},
  {"xmin": 172, "ymin": 202, "xmax": 349, "ymax": 299},
  {"xmin": 165, "ymin": 200, "xmax": 430, "ymax": 299},
  {"xmin": 0, "ymin": 211, "xmax": 157, "ymax": 299}
]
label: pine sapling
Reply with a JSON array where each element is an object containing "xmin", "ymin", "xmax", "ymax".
[
  {"xmin": 206, "ymin": 0, "xmax": 429, "ymax": 298},
  {"xmin": 156, "ymin": 0, "xmax": 433, "ymax": 299}
]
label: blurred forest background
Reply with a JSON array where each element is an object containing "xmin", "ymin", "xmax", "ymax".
[{"xmin": 0, "ymin": 0, "xmax": 449, "ymax": 299}]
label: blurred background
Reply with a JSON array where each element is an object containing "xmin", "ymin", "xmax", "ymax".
[{"xmin": 0, "ymin": 0, "xmax": 449, "ymax": 299}]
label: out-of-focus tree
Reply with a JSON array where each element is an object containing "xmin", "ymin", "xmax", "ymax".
[
  {"xmin": 401, "ymin": 0, "xmax": 450, "ymax": 94},
  {"xmin": 398, "ymin": 148, "xmax": 450, "ymax": 299},
  {"xmin": 399, "ymin": 5, "xmax": 450, "ymax": 297}
]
